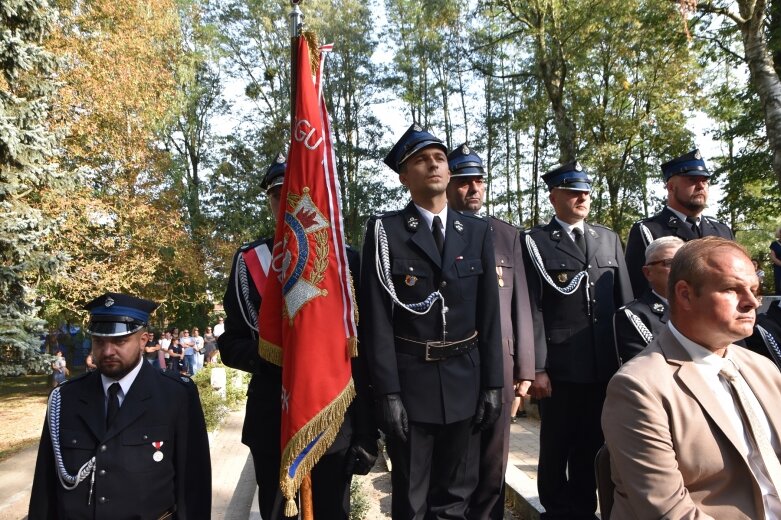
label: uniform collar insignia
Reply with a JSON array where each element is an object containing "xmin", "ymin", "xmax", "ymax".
[
  {"xmin": 406, "ymin": 216, "xmax": 419, "ymax": 230},
  {"xmin": 668, "ymin": 216, "xmax": 679, "ymax": 226},
  {"xmin": 104, "ymin": 296, "xmax": 114, "ymax": 307},
  {"xmin": 551, "ymin": 229, "xmax": 562, "ymax": 240},
  {"xmin": 588, "ymin": 227, "xmax": 598, "ymax": 238},
  {"xmin": 652, "ymin": 302, "xmax": 665, "ymax": 313},
  {"xmin": 454, "ymin": 220, "xmax": 464, "ymax": 233}
]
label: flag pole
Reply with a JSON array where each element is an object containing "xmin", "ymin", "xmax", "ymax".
[
  {"xmin": 289, "ymin": 0, "xmax": 302, "ymax": 133},
  {"xmin": 287, "ymin": 3, "xmax": 315, "ymax": 520}
]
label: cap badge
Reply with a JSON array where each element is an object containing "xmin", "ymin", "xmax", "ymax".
[
  {"xmin": 454, "ymin": 220, "xmax": 464, "ymax": 233},
  {"xmin": 407, "ymin": 216, "xmax": 419, "ymax": 230},
  {"xmin": 104, "ymin": 296, "xmax": 115, "ymax": 308},
  {"xmin": 276, "ymin": 153, "xmax": 285, "ymax": 163},
  {"xmin": 413, "ymin": 123, "xmax": 423, "ymax": 132},
  {"xmin": 694, "ymin": 150, "xmax": 702, "ymax": 159},
  {"xmin": 557, "ymin": 273, "xmax": 568, "ymax": 283},
  {"xmin": 462, "ymin": 145, "xmax": 470, "ymax": 155},
  {"xmin": 574, "ymin": 161, "xmax": 582, "ymax": 171},
  {"xmin": 652, "ymin": 303, "xmax": 665, "ymax": 313},
  {"xmin": 405, "ymin": 275, "xmax": 418, "ymax": 287}
]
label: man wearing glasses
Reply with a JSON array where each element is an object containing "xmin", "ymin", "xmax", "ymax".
[
  {"xmin": 614, "ymin": 236, "xmax": 683, "ymax": 363},
  {"xmin": 624, "ymin": 149, "xmax": 734, "ymax": 298}
]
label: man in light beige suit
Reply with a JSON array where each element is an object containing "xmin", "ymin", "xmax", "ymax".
[{"xmin": 603, "ymin": 236, "xmax": 781, "ymax": 519}]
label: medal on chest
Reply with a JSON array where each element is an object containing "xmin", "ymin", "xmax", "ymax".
[
  {"xmin": 152, "ymin": 441, "xmax": 164, "ymax": 462},
  {"xmin": 496, "ymin": 266, "xmax": 504, "ymax": 287}
]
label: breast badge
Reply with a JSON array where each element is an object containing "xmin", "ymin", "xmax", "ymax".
[
  {"xmin": 557, "ymin": 273, "xmax": 568, "ymax": 284},
  {"xmin": 405, "ymin": 275, "xmax": 418, "ymax": 287}
]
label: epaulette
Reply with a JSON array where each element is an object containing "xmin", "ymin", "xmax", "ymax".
[
  {"xmin": 370, "ymin": 209, "xmax": 402, "ymax": 220},
  {"xmin": 239, "ymin": 236, "xmax": 270, "ymax": 253},
  {"xmin": 458, "ymin": 212, "xmax": 485, "ymax": 222},
  {"xmin": 526, "ymin": 225, "xmax": 546, "ymax": 235},
  {"xmin": 489, "ymin": 215, "xmax": 524, "ymax": 231},
  {"xmin": 57, "ymin": 370, "xmax": 91, "ymax": 387},
  {"xmin": 588, "ymin": 222, "xmax": 615, "ymax": 232},
  {"xmin": 161, "ymin": 369, "xmax": 196, "ymax": 387}
]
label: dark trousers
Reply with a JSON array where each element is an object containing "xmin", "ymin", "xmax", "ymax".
[
  {"xmin": 538, "ymin": 381, "xmax": 606, "ymax": 520},
  {"xmin": 387, "ymin": 418, "xmax": 473, "ymax": 520},
  {"xmin": 250, "ymin": 446, "xmax": 350, "ymax": 520},
  {"xmin": 464, "ymin": 400, "xmax": 511, "ymax": 520}
]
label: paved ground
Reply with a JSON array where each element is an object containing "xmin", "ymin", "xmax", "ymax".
[{"xmin": 0, "ymin": 408, "xmax": 547, "ymax": 520}]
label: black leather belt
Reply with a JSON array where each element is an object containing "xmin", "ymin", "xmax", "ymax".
[{"xmin": 395, "ymin": 332, "xmax": 478, "ymax": 361}]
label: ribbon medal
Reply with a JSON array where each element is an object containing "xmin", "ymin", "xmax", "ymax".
[
  {"xmin": 152, "ymin": 441, "xmax": 164, "ymax": 462},
  {"xmin": 496, "ymin": 266, "xmax": 504, "ymax": 287}
]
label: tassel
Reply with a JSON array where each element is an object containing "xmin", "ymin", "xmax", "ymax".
[{"xmin": 284, "ymin": 497, "xmax": 298, "ymax": 517}]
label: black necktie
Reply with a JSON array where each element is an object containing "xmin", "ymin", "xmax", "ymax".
[
  {"xmin": 106, "ymin": 382, "xmax": 120, "ymax": 428},
  {"xmin": 432, "ymin": 216, "xmax": 444, "ymax": 256},
  {"xmin": 573, "ymin": 227, "xmax": 587, "ymax": 257},
  {"xmin": 686, "ymin": 216, "xmax": 701, "ymax": 237}
]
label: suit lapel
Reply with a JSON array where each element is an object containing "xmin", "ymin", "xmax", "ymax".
[
  {"xmin": 659, "ymin": 329, "xmax": 746, "ymax": 452},
  {"xmin": 548, "ymin": 219, "xmax": 584, "ymax": 263},
  {"xmin": 584, "ymin": 223, "xmax": 599, "ymax": 264},
  {"xmin": 661, "ymin": 207, "xmax": 697, "ymax": 241},
  {"xmin": 441, "ymin": 208, "xmax": 467, "ymax": 272},
  {"xmin": 75, "ymin": 372, "xmax": 108, "ymax": 441},
  {"xmin": 103, "ymin": 361, "xmax": 154, "ymax": 443},
  {"xmin": 404, "ymin": 203, "xmax": 442, "ymax": 269}
]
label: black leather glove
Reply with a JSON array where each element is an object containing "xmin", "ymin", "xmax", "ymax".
[
  {"xmin": 379, "ymin": 393, "xmax": 408, "ymax": 442},
  {"xmin": 473, "ymin": 388, "xmax": 502, "ymax": 431},
  {"xmin": 344, "ymin": 435, "xmax": 379, "ymax": 476}
]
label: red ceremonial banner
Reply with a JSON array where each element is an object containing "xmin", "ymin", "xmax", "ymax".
[{"xmin": 258, "ymin": 36, "xmax": 357, "ymax": 516}]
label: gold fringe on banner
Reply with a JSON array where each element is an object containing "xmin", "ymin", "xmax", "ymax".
[
  {"xmin": 302, "ymin": 31, "xmax": 320, "ymax": 76},
  {"xmin": 258, "ymin": 338, "xmax": 283, "ymax": 367},
  {"xmin": 348, "ymin": 336, "xmax": 358, "ymax": 358},
  {"xmin": 280, "ymin": 379, "xmax": 356, "ymax": 516}
]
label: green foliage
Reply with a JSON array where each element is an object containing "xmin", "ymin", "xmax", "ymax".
[
  {"xmin": 192, "ymin": 363, "xmax": 247, "ymax": 431},
  {"xmin": 0, "ymin": 0, "xmax": 68, "ymax": 375},
  {"xmin": 349, "ymin": 479, "xmax": 370, "ymax": 520}
]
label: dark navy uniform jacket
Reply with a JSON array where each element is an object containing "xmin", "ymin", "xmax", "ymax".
[
  {"xmin": 29, "ymin": 360, "xmax": 210, "ymax": 519},
  {"xmin": 523, "ymin": 219, "xmax": 632, "ymax": 383},
  {"xmin": 745, "ymin": 302, "xmax": 781, "ymax": 371},
  {"xmin": 625, "ymin": 207, "xmax": 734, "ymax": 297},
  {"xmin": 613, "ymin": 289, "xmax": 668, "ymax": 363},
  {"xmin": 360, "ymin": 202, "xmax": 503, "ymax": 425},
  {"xmin": 218, "ymin": 237, "xmax": 373, "ymax": 455}
]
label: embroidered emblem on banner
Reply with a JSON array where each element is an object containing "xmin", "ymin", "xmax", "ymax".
[{"xmin": 271, "ymin": 187, "xmax": 330, "ymax": 322}]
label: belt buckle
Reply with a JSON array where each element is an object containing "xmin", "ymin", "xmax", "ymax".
[{"xmin": 425, "ymin": 340, "xmax": 447, "ymax": 361}]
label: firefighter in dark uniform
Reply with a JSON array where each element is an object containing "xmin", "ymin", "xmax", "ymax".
[
  {"xmin": 360, "ymin": 124, "xmax": 503, "ymax": 519},
  {"xmin": 745, "ymin": 300, "xmax": 781, "ymax": 371},
  {"xmin": 29, "ymin": 292, "xmax": 211, "ymax": 520},
  {"xmin": 625, "ymin": 149, "xmax": 734, "ymax": 297},
  {"xmin": 445, "ymin": 143, "xmax": 536, "ymax": 520},
  {"xmin": 218, "ymin": 154, "xmax": 377, "ymax": 520},
  {"xmin": 522, "ymin": 161, "xmax": 632, "ymax": 520},
  {"xmin": 613, "ymin": 236, "xmax": 682, "ymax": 363}
]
